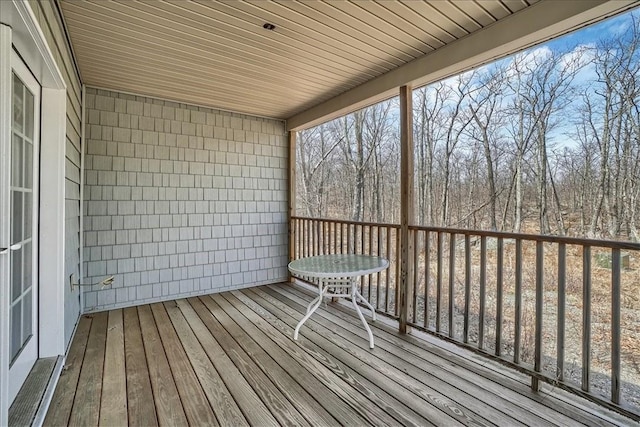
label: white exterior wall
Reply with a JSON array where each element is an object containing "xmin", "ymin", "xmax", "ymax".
[
  {"xmin": 82, "ymin": 88, "xmax": 288, "ymax": 311},
  {"xmin": 29, "ymin": 0, "xmax": 82, "ymax": 347}
]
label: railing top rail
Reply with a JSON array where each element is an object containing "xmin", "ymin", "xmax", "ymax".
[
  {"xmin": 291, "ymin": 216, "xmax": 401, "ymax": 229},
  {"xmin": 291, "ymin": 216, "xmax": 640, "ymax": 250},
  {"xmin": 408, "ymin": 224, "xmax": 640, "ymax": 250}
]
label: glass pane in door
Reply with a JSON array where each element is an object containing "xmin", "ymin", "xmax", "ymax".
[
  {"xmin": 9, "ymin": 71, "xmax": 35, "ymax": 364},
  {"xmin": 10, "ymin": 302, "xmax": 21, "ymax": 361}
]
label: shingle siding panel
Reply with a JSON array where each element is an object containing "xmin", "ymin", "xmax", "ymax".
[{"xmin": 83, "ymin": 89, "xmax": 287, "ymax": 311}]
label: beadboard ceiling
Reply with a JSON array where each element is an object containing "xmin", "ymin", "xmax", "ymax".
[{"xmin": 58, "ymin": 0, "xmax": 635, "ymax": 128}]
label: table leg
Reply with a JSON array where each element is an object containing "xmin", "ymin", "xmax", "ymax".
[
  {"xmin": 354, "ymin": 289, "xmax": 377, "ymax": 322},
  {"xmin": 351, "ymin": 281, "xmax": 375, "ymax": 349},
  {"xmin": 294, "ymin": 281, "xmax": 324, "ymax": 340}
]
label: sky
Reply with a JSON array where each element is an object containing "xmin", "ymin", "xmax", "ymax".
[{"xmin": 313, "ymin": 6, "xmax": 640, "ymax": 152}]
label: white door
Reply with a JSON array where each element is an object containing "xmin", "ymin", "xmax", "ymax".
[{"xmin": 4, "ymin": 50, "xmax": 40, "ymax": 404}]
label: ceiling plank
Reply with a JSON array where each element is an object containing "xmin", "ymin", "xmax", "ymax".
[{"xmin": 287, "ymin": 0, "xmax": 636, "ymax": 130}]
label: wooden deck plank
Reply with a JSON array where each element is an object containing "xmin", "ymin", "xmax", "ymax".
[
  {"xmin": 43, "ymin": 315, "xmax": 92, "ymax": 427},
  {"xmin": 278, "ymin": 285, "xmax": 564, "ymax": 422},
  {"xmin": 163, "ymin": 301, "xmax": 248, "ymax": 426},
  {"xmin": 123, "ymin": 307, "xmax": 158, "ymax": 427},
  {"xmin": 99, "ymin": 309, "xmax": 127, "ymax": 426},
  {"xmin": 190, "ymin": 296, "xmax": 312, "ymax": 426},
  {"xmin": 214, "ymin": 292, "xmax": 370, "ymax": 426},
  {"xmin": 205, "ymin": 294, "xmax": 340, "ymax": 426},
  {"xmin": 45, "ymin": 284, "xmax": 633, "ymax": 427},
  {"xmin": 149, "ymin": 302, "xmax": 218, "ymax": 426},
  {"xmin": 279, "ymin": 283, "xmax": 592, "ymax": 427},
  {"xmin": 220, "ymin": 290, "xmax": 413, "ymax": 426},
  {"xmin": 68, "ymin": 311, "xmax": 108, "ymax": 426},
  {"xmin": 239, "ymin": 288, "xmax": 451, "ymax": 426},
  {"xmin": 177, "ymin": 299, "xmax": 279, "ymax": 427},
  {"xmin": 264, "ymin": 285, "xmax": 538, "ymax": 426},
  {"xmin": 137, "ymin": 305, "xmax": 186, "ymax": 427}
]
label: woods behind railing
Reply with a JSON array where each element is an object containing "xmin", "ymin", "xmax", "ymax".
[{"xmin": 290, "ymin": 216, "xmax": 640, "ymax": 420}]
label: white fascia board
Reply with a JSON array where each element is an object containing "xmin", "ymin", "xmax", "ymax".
[{"xmin": 286, "ymin": 0, "xmax": 637, "ymax": 131}]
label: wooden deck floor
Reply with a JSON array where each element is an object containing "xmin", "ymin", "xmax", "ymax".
[{"xmin": 44, "ymin": 283, "xmax": 632, "ymax": 426}]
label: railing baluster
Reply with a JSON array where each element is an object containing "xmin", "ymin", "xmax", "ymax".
[
  {"xmin": 368, "ymin": 225, "xmax": 374, "ymax": 301},
  {"xmin": 308, "ymin": 219, "xmax": 312, "ymax": 256},
  {"xmin": 322, "ymin": 220, "xmax": 327, "ymax": 254},
  {"xmin": 424, "ymin": 230, "xmax": 430, "ymax": 329},
  {"xmin": 395, "ymin": 229, "xmax": 401, "ymax": 317},
  {"xmin": 436, "ymin": 231, "xmax": 443, "ymax": 332},
  {"xmin": 294, "ymin": 218, "xmax": 298, "ymax": 259},
  {"xmin": 307, "ymin": 220, "xmax": 315, "ymax": 256},
  {"xmin": 532, "ymin": 241, "xmax": 544, "ymax": 391},
  {"xmin": 557, "ymin": 243, "xmax": 566, "ymax": 382},
  {"xmin": 479, "ymin": 236, "xmax": 486, "ymax": 350},
  {"xmin": 464, "ymin": 234, "xmax": 471, "ymax": 344},
  {"xmin": 289, "ymin": 216, "xmax": 640, "ymax": 419},
  {"xmin": 449, "ymin": 233, "xmax": 456, "ymax": 338},
  {"xmin": 514, "ymin": 239, "xmax": 522, "ymax": 364},
  {"xmin": 412, "ymin": 229, "xmax": 419, "ymax": 324},
  {"xmin": 385, "ymin": 226, "xmax": 391, "ymax": 313},
  {"xmin": 376, "ymin": 226, "xmax": 382, "ymax": 310},
  {"xmin": 303, "ymin": 219, "xmax": 307, "ymax": 258},
  {"xmin": 612, "ymin": 248, "xmax": 621, "ymax": 404},
  {"xmin": 496, "ymin": 237, "xmax": 503, "ymax": 356},
  {"xmin": 582, "ymin": 246, "xmax": 591, "ymax": 392},
  {"xmin": 330, "ymin": 221, "xmax": 334, "ymax": 254}
]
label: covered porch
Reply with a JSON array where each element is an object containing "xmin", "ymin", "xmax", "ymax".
[
  {"xmin": 44, "ymin": 282, "xmax": 628, "ymax": 426},
  {"xmin": 2, "ymin": 0, "xmax": 640, "ymax": 425}
]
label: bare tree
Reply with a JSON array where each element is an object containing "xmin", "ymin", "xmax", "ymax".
[{"xmin": 466, "ymin": 65, "xmax": 508, "ymax": 230}]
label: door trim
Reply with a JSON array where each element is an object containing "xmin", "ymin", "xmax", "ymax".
[
  {"xmin": 8, "ymin": 48, "xmax": 41, "ymax": 403},
  {"xmin": 0, "ymin": 23, "xmax": 13, "ymax": 427},
  {"xmin": 0, "ymin": 0, "xmax": 67, "ymax": 423}
]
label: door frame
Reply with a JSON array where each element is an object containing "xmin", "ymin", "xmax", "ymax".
[
  {"xmin": 0, "ymin": 0, "xmax": 66, "ymax": 423},
  {"xmin": 8, "ymin": 48, "xmax": 42, "ymax": 403}
]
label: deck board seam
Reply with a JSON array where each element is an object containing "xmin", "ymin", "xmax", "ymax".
[
  {"xmin": 147, "ymin": 304, "xmax": 192, "ymax": 424},
  {"xmin": 190, "ymin": 296, "xmax": 282, "ymax": 424},
  {"xmin": 268, "ymin": 284, "xmax": 559, "ymax": 426},
  {"xmin": 49, "ymin": 315, "xmax": 92, "ymax": 427},
  {"xmin": 275, "ymin": 284, "xmax": 577, "ymax": 426},
  {"xmin": 233, "ymin": 289, "xmax": 415, "ymax": 427},
  {"xmin": 248, "ymin": 287, "xmax": 462, "ymax": 425},
  {"xmin": 134, "ymin": 307, "xmax": 156, "ymax": 423},
  {"xmin": 180, "ymin": 297, "xmax": 279, "ymax": 426},
  {"xmin": 44, "ymin": 284, "xmax": 632, "ymax": 427},
  {"xmin": 218, "ymin": 291, "xmax": 363, "ymax": 426},
  {"xmin": 241, "ymin": 287, "xmax": 441, "ymax": 426},
  {"xmin": 168, "ymin": 300, "xmax": 250, "ymax": 426},
  {"xmin": 279, "ymin": 283, "xmax": 622, "ymax": 426},
  {"xmin": 259, "ymin": 286, "xmax": 513, "ymax": 426},
  {"xmin": 195, "ymin": 295, "xmax": 312, "ymax": 426},
  {"xmin": 150, "ymin": 302, "xmax": 219, "ymax": 425},
  {"xmin": 163, "ymin": 301, "xmax": 223, "ymax": 426},
  {"xmin": 211, "ymin": 293, "xmax": 341, "ymax": 426}
]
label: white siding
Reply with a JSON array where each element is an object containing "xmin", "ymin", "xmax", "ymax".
[{"xmin": 30, "ymin": 0, "xmax": 82, "ymax": 348}]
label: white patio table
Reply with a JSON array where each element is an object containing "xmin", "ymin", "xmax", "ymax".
[{"xmin": 288, "ymin": 254, "xmax": 389, "ymax": 349}]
